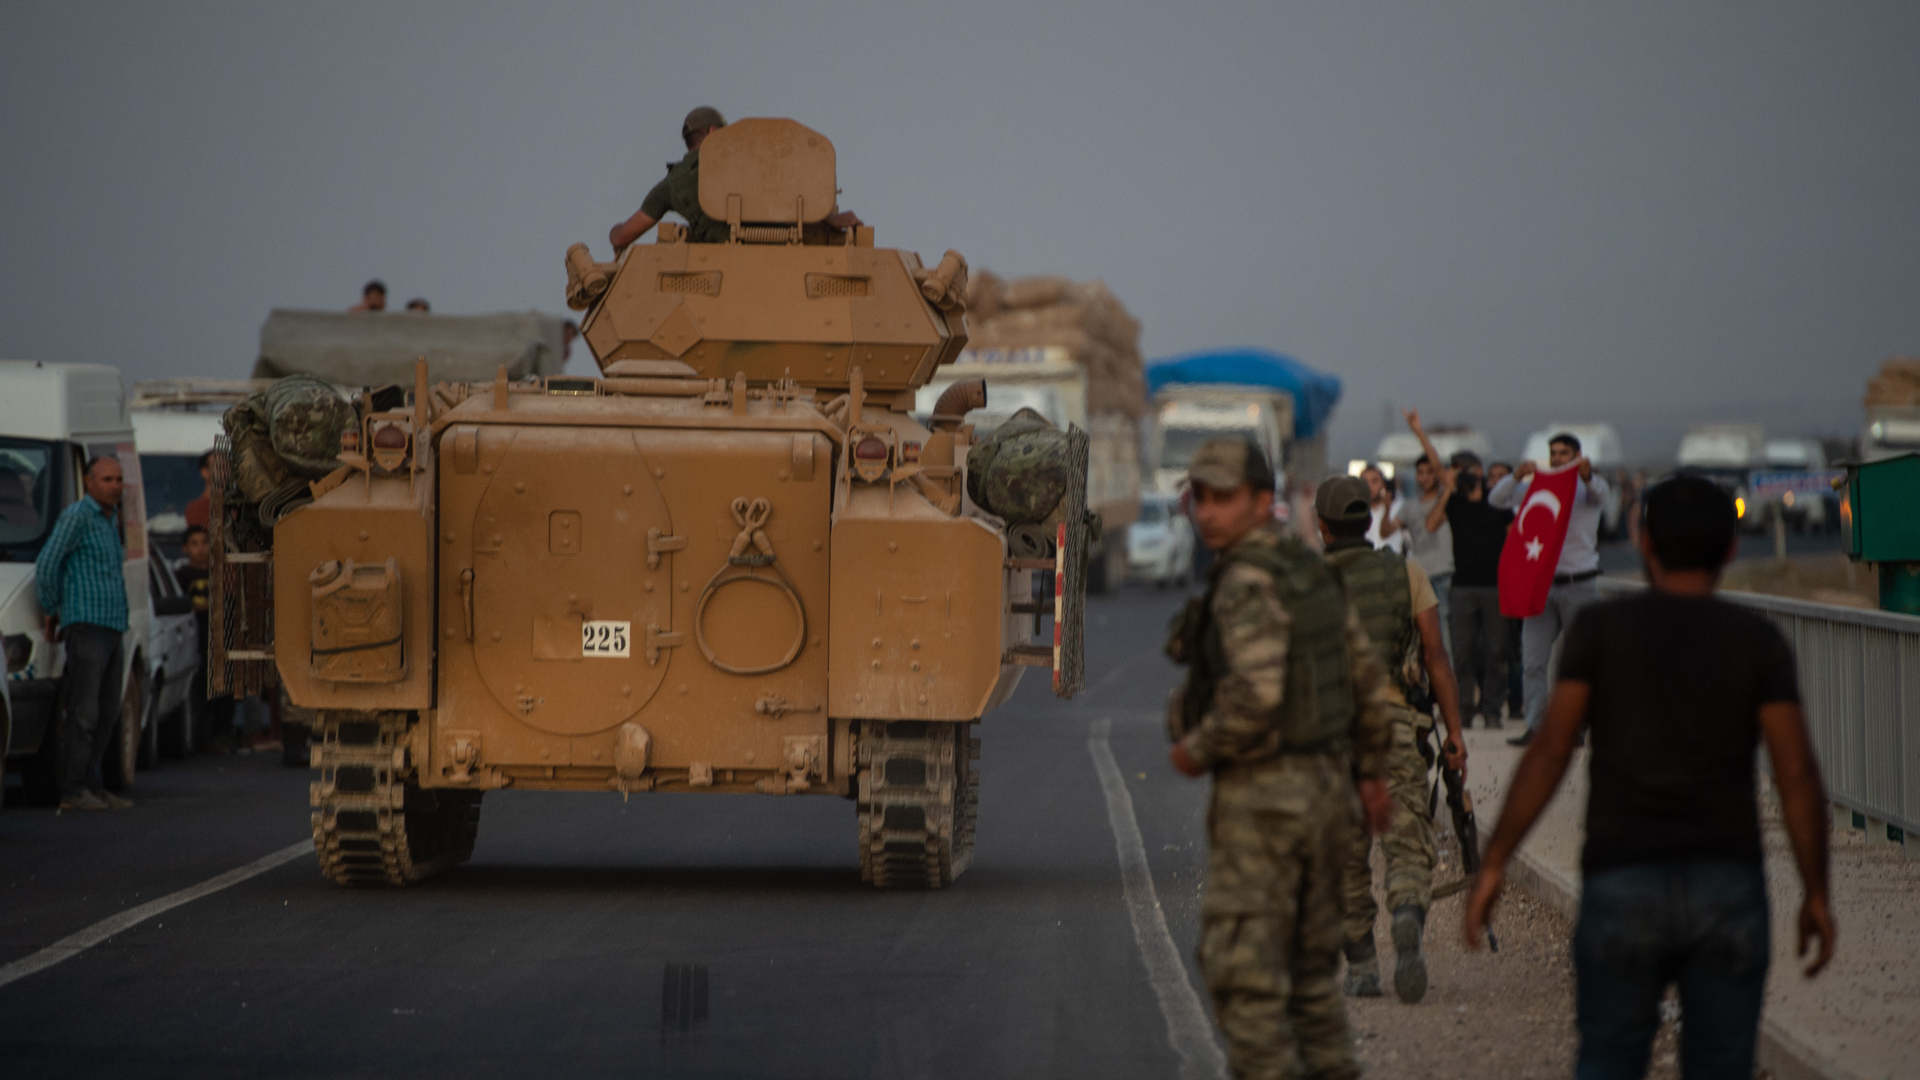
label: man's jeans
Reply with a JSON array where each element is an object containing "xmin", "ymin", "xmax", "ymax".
[
  {"xmin": 1428, "ymin": 571, "xmax": 1452, "ymax": 655},
  {"xmin": 61, "ymin": 622, "xmax": 125, "ymax": 797},
  {"xmin": 1447, "ymin": 585, "xmax": 1507, "ymax": 721},
  {"xmin": 1522, "ymin": 578, "xmax": 1600, "ymax": 732},
  {"xmin": 1574, "ymin": 859, "xmax": 1770, "ymax": 1080}
]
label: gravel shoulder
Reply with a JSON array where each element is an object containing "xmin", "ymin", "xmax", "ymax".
[{"xmin": 1344, "ymin": 829, "xmax": 1579, "ymax": 1079}]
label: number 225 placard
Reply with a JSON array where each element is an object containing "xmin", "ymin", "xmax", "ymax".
[{"xmin": 582, "ymin": 620, "xmax": 631, "ymax": 657}]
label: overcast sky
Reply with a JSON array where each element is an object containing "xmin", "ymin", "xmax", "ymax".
[{"xmin": 3, "ymin": 2, "xmax": 1915, "ymax": 462}]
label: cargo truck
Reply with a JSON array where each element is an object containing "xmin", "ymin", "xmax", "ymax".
[
  {"xmin": 1144, "ymin": 348, "xmax": 1343, "ymax": 535},
  {"xmin": 1151, "ymin": 385, "xmax": 1293, "ymax": 495}
]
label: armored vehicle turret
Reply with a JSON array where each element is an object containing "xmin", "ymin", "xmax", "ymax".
[{"xmin": 218, "ymin": 118, "xmax": 1089, "ymax": 888}]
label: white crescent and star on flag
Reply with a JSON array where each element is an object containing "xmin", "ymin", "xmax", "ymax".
[{"xmin": 1518, "ymin": 489, "xmax": 1564, "ymax": 561}]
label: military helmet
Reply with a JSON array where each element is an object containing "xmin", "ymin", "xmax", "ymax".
[
  {"xmin": 1314, "ymin": 474, "xmax": 1373, "ymax": 524},
  {"xmin": 682, "ymin": 106, "xmax": 726, "ymax": 139},
  {"xmin": 1187, "ymin": 437, "xmax": 1274, "ymax": 494}
]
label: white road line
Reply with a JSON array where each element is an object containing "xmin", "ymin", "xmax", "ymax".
[
  {"xmin": 1088, "ymin": 717, "xmax": 1227, "ymax": 1080},
  {"xmin": 0, "ymin": 840, "xmax": 311, "ymax": 991}
]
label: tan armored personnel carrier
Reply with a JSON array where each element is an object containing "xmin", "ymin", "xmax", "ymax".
[{"xmin": 214, "ymin": 118, "xmax": 1089, "ymax": 889}]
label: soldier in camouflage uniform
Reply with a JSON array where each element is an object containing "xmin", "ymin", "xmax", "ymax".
[
  {"xmin": 610, "ymin": 106, "xmax": 733, "ymax": 254},
  {"xmin": 1166, "ymin": 439, "xmax": 1395, "ymax": 1080},
  {"xmin": 1313, "ymin": 475, "xmax": 1467, "ymax": 1005}
]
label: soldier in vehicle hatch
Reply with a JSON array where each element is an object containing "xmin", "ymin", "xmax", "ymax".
[
  {"xmin": 610, "ymin": 106, "xmax": 731, "ymax": 254},
  {"xmin": 1315, "ymin": 474, "xmax": 1467, "ymax": 1005},
  {"xmin": 1166, "ymin": 438, "xmax": 1395, "ymax": 1080},
  {"xmin": 609, "ymin": 106, "xmax": 866, "ymax": 254}
]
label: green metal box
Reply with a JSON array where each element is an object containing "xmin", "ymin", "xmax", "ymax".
[{"xmin": 1844, "ymin": 453, "xmax": 1920, "ymax": 562}]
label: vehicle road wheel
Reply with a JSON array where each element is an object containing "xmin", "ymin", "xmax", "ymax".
[
  {"xmin": 161, "ymin": 688, "xmax": 196, "ymax": 760},
  {"xmin": 312, "ymin": 712, "xmax": 481, "ymax": 886},
  {"xmin": 103, "ymin": 670, "xmax": 144, "ymax": 792},
  {"xmin": 856, "ymin": 720, "xmax": 977, "ymax": 889},
  {"xmin": 137, "ymin": 676, "xmax": 163, "ymax": 769}
]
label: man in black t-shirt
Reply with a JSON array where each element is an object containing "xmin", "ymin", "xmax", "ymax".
[
  {"xmin": 1465, "ymin": 476, "xmax": 1833, "ymax": 1080},
  {"xmin": 1439, "ymin": 466, "xmax": 1513, "ymax": 727}
]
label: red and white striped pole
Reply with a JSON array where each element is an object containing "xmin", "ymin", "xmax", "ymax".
[{"xmin": 1053, "ymin": 521, "xmax": 1065, "ymax": 692}]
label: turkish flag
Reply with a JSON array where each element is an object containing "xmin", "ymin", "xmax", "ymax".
[{"xmin": 1498, "ymin": 462, "xmax": 1583, "ymax": 618}]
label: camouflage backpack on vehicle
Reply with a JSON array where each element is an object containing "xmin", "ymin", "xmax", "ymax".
[{"xmin": 222, "ymin": 375, "xmax": 355, "ymax": 503}]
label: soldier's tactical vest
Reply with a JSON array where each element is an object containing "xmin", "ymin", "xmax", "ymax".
[
  {"xmin": 1166, "ymin": 532, "xmax": 1354, "ymax": 758},
  {"xmin": 664, "ymin": 152, "xmax": 730, "ymax": 244},
  {"xmin": 1323, "ymin": 541, "xmax": 1418, "ymax": 699}
]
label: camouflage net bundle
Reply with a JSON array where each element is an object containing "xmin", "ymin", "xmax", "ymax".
[
  {"xmin": 964, "ymin": 270, "xmax": 1147, "ymax": 420},
  {"xmin": 221, "ymin": 375, "xmax": 355, "ymax": 522},
  {"xmin": 965, "ymin": 409, "xmax": 1101, "ymax": 573},
  {"xmin": 966, "ymin": 409, "xmax": 1071, "ymax": 525}
]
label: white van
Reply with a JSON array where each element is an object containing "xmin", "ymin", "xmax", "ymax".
[
  {"xmin": 129, "ymin": 378, "xmax": 258, "ymax": 557},
  {"xmin": 0, "ymin": 361, "xmax": 154, "ymax": 805}
]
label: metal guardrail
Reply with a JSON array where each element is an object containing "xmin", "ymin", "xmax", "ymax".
[{"xmin": 1600, "ymin": 577, "xmax": 1920, "ymax": 839}]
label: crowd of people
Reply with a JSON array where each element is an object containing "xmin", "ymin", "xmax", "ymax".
[
  {"xmin": 1351, "ymin": 413, "xmax": 1662, "ymax": 745},
  {"xmin": 1165, "ymin": 424, "xmax": 1832, "ymax": 1079}
]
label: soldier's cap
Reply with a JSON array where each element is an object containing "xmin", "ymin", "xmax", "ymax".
[
  {"xmin": 682, "ymin": 106, "xmax": 726, "ymax": 137},
  {"xmin": 1315, "ymin": 474, "xmax": 1373, "ymax": 523},
  {"xmin": 1187, "ymin": 437, "xmax": 1275, "ymax": 494}
]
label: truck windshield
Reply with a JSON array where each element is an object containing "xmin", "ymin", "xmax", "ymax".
[
  {"xmin": 1160, "ymin": 427, "xmax": 1248, "ymax": 470},
  {"xmin": 141, "ymin": 453, "xmax": 205, "ymax": 522},
  {"xmin": 0, "ymin": 438, "xmax": 70, "ymax": 562}
]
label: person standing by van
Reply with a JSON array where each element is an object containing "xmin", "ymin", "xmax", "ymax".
[{"xmin": 35, "ymin": 456, "xmax": 132, "ymax": 811}]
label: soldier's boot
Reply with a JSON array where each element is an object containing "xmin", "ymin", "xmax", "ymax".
[
  {"xmin": 1391, "ymin": 905, "xmax": 1428, "ymax": 1004},
  {"xmin": 1341, "ymin": 937, "xmax": 1382, "ymax": 998}
]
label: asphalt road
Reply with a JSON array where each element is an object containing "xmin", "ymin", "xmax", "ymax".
[
  {"xmin": 0, "ymin": 583, "xmax": 1601, "ymax": 1080},
  {"xmin": 0, "ymin": 586, "xmax": 1221, "ymax": 1079}
]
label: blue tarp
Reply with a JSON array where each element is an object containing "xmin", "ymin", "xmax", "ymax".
[{"xmin": 1145, "ymin": 348, "xmax": 1342, "ymax": 439}]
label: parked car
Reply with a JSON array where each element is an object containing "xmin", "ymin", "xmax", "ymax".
[
  {"xmin": 1126, "ymin": 493, "xmax": 1196, "ymax": 587},
  {"xmin": 138, "ymin": 556, "xmax": 199, "ymax": 765}
]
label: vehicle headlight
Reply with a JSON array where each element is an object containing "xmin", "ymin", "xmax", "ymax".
[{"xmin": 4, "ymin": 633, "xmax": 31, "ymax": 673}]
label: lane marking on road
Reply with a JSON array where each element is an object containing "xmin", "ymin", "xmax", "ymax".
[
  {"xmin": 0, "ymin": 840, "xmax": 310, "ymax": 991},
  {"xmin": 1088, "ymin": 717, "xmax": 1227, "ymax": 1080}
]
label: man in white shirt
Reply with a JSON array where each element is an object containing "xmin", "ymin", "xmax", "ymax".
[
  {"xmin": 1488, "ymin": 432, "xmax": 1610, "ymax": 747},
  {"xmin": 1361, "ymin": 464, "xmax": 1405, "ymax": 555}
]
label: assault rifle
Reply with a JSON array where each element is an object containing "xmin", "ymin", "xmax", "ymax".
[{"xmin": 1430, "ymin": 762, "xmax": 1498, "ymax": 952}]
